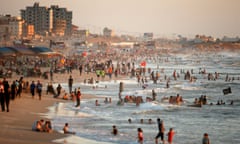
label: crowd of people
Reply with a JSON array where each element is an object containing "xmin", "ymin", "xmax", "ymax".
[
  {"xmin": 109, "ymin": 117, "xmax": 210, "ymax": 144},
  {"xmin": 1, "ymin": 46, "xmax": 231, "ymax": 144},
  {"xmin": 0, "ymin": 77, "xmax": 44, "ymax": 112}
]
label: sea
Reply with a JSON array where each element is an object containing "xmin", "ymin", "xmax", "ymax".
[{"xmin": 45, "ymin": 51, "xmax": 240, "ymax": 144}]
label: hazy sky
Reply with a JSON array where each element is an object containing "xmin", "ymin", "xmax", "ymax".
[{"xmin": 1, "ymin": 0, "xmax": 240, "ymax": 38}]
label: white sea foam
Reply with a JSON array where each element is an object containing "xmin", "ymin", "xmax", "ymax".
[
  {"xmin": 49, "ymin": 53, "xmax": 240, "ymax": 144},
  {"xmin": 53, "ymin": 135, "xmax": 114, "ymax": 144}
]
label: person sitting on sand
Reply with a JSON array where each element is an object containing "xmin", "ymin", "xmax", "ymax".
[
  {"xmin": 32, "ymin": 119, "xmax": 44, "ymax": 131},
  {"xmin": 63, "ymin": 123, "xmax": 76, "ymax": 134},
  {"xmin": 63, "ymin": 93, "xmax": 69, "ymax": 100},
  {"xmin": 43, "ymin": 121, "xmax": 53, "ymax": 133},
  {"xmin": 36, "ymin": 121, "xmax": 43, "ymax": 132}
]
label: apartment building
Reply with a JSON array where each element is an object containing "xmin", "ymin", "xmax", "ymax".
[
  {"xmin": 9, "ymin": 16, "xmax": 24, "ymax": 38},
  {"xmin": 21, "ymin": 2, "xmax": 52, "ymax": 35},
  {"xmin": 0, "ymin": 15, "xmax": 11, "ymax": 40},
  {"xmin": 0, "ymin": 15, "xmax": 25, "ymax": 45},
  {"xmin": 20, "ymin": 2, "xmax": 72, "ymax": 36},
  {"xmin": 103, "ymin": 27, "xmax": 114, "ymax": 37},
  {"xmin": 50, "ymin": 5, "xmax": 72, "ymax": 36}
]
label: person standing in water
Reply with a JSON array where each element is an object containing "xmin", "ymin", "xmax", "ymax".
[
  {"xmin": 155, "ymin": 118, "xmax": 165, "ymax": 144},
  {"xmin": 63, "ymin": 123, "xmax": 75, "ymax": 134},
  {"xmin": 202, "ymin": 133, "xmax": 210, "ymax": 144},
  {"xmin": 167, "ymin": 128, "xmax": 175, "ymax": 144},
  {"xmin": 137, "ymin": 128, "xmax": 143, "ymax": 144},
  {"xmin": 68, "ymin": 75, "xmax": 73, "ymax": 94},
  {"xmin": 111, "ymin": 125, "xmax": 118, "ymax": 136},
  {"xmin": 75, "ymin": 87, "xmax": 81, "ymax": 107}
]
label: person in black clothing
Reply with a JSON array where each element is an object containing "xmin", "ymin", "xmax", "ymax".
[
  {"xmin": 111, "ymin": 125, "xmax": 118, "ymax": 136},
  {"xmin": 50, "ymin": 69, "xmax": 53, "ymax": 81},
  {"xmin": 0, "ymin": 82, "xmax": 5, "ymax": 112},
  {"xmin": 68, "ymin": 75, "xmax": 73, "ymax": 94},
  {"xmin": 155, "ymin": 118, "xmax": 165, "ymax": 144},
  {"xmin": 3, "ymin": 78, "xmax": 10, "ymax": 112},
  {"xmin": 11, "ymin": 81, "xmax": 16, "ymax": 100},
  {"xmin": 79, "ymin": 65, "xmax": 83, "ymax": 76},
  {"xmin": 56, "ymin": 84, "xmax": 62, "ymax": 97},
  {"xmin": 36, "ymin": 80, "xmax": 42, "ymax": 100},
  {"xmin": 16, "ymin": 80, "xmax": 22, "ymax": 98},
  {"xmin": 30, "ymin": 81, "xmax": 36, "ymax": 99}
]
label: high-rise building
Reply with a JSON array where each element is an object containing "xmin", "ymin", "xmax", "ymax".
[
  {"xmin": 50, "ymin": 5, "xmax": 72, "ymax": 36},
  {"xmin": 21, "ymin": 2, "xmax": 52, "ymax": 35},
  {"xmin": 103, "ymin": 27, "xmax": 114, "ymax": 37},
  {"xmin": 0, "ymin": 15, "xmax": 24, "ymax": 41},
  {"xmin": 9, "ymin": 16, "xmax": 24, "ymax": 38},
  {"xmin": 20, "ymin": 2, "xmax": 72, "ymax": 36}
]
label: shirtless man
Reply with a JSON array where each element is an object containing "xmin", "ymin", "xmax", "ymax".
[{"xmin": 63, "ymin": 123, "xmax": 76, "ymax": 134}]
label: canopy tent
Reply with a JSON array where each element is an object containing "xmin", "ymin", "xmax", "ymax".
[
  {"xmin": 0, "ymin": 47, "xmax": 16, "ymax": 57},
  {"xmin": 30, "ymin": 46, "xmax": 53, "ymax": 53},
  {"xmin": 0, "ymin": 46, "xmax": 63, "ymax": 58},
  {"xmin": 30, "ymin": 47, "xmax": 63, "ymax": 57},
  {"xmin": 8, "ymin": 46, "xmax": 36, "ymax": 56}
]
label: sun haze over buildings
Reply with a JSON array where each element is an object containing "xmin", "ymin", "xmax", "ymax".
[{"xmin": 0, "ymin": 0, "xmax": 240, "ymax": 38}]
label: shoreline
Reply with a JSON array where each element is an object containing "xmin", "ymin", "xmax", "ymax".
[
  {"xmin": 0, "ymin": 69, "xmax": 125, "ymax": 144},
  {"xmin": 0, "ymin": 91, "xmax": 65, "ymax": 144}
]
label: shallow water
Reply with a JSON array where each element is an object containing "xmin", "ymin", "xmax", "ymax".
[{"xmin": 48, "ymin": 51, "xmax": 240, "ymax": 144}]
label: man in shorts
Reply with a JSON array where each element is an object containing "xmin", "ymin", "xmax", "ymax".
[{"xmin": 155, "ymin": 118, "xmax": 165, "ymax": 144}]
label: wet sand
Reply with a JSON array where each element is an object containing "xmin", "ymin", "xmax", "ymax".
[
  {"xmin": 0, "ymin": 92, "xmax": 64, "ymax": 144},
  {"xmin": 0, "ymin": 69, "xmax": 126, "ymax": 144}
]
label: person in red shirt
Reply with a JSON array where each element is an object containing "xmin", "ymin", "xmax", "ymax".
[
  {"xmin": 137, "ymin": 128, "xmax": 143, "ymax": 144},
  {"xmin": 167, "ymin": 128, "xmax": 175, "ymax": 144}
]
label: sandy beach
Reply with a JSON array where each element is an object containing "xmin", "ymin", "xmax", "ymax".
[
  {"xmin": 0, "ymin": 92, "xmax": 64, "ymax": 144},
  {"xmin": 0, "ymin": 69, "xmax": 109, "ymax": 144},
  {"xmin": 0, "ymin": 47, "xmax": 239, "ymax": 143}
]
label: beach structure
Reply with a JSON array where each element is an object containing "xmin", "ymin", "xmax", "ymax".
[{"xmin": 0, "ymin": 46, "xmax": 63, "ymax": 58}]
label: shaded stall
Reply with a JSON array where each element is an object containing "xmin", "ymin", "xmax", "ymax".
[
  {"xmin": 0, "ymin": 47, "xmax": 17, "ymax": 57},
  {"xmin": 30, "ymin": 46, "xmax": 63, "ymax": 57},
  {"xmin": 8, "ymin": 46, "xmax": 36, "ymax": 56}
]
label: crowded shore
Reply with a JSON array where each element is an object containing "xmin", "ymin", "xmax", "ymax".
[
  {"xmin": 0, "ymin": 41, "xmax": 239, "ymax": 144},
  {"xmin": 0, "ymin": 67, "xmax": 107, "ymax": 144}
]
